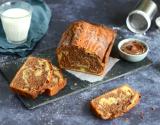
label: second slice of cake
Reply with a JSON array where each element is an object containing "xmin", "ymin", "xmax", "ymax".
[{"xmin": 45, "ymin": 65, "xmax": 67, "ymax": 96}]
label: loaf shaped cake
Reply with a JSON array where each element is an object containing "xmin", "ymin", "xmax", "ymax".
[
  {"xmin": 10, "ymin": 56, "xmax": 66, "ymax": 99},
  {"xmin": 90, "ymin": 84, "xmax": 141, "ymax": 119},
  {"xmin": 57, "ymin": 20, "xmax": 117, "ymax": 75}
]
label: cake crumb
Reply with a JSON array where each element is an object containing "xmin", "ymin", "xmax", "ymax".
[
  {"xmin": 74, "ymin": 83, "xmax": 77, "ymax": 86},
  {"xmin": 123, "ymin": 118, "xmax": 129, "ymax": 122},
  {"xmin": 140, "ymin": 112, "xmax": 144, "ymax": 119}
]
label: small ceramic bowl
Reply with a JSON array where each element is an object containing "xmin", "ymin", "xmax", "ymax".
[{"xmin": 118, "ymin": 38, "xmax": 149, "ymax": 62}]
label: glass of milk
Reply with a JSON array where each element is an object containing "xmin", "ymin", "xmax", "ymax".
[{"xmin": 0, "ymin": 1, "xmax": 32, "ymax": 44}]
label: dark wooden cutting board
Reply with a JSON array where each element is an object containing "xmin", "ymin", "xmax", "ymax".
[{"xmin": 0, "ymin": 48, "xmax": 152, "ymax": 109}]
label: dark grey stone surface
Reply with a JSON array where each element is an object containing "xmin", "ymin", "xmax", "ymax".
[{"xmin": 0, "ymin": 0, "xmax": 160, "ymax": 125}]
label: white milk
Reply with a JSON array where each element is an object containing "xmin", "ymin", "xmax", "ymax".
[{"xmin": 1, "ymin": 8, "xmax": 31, "ymax": 44}]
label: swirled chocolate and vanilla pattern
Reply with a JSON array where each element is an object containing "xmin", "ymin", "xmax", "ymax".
[
  {"xmin": 45, "ymin": 65, "xmax": 67, "ymax": 96},
  {"xmin": 10, "ymin": 56, "xmax": 67, "ymax": 99},
  {"xmin": 90, "ymin": 85, "xmax": 141, "ymax": 119},
  {"xmin": 10, "ymin": 56, "xmax": 53, "ymax": 99},
  {"xmin": 57, "ymin": 20, "xmax": 116, "ymax": 75}
]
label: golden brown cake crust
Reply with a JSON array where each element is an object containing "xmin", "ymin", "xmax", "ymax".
[
  {"xmin": 90, "ymin": 84, "xmax": 141, "ymax": 120},
  {"xmin": 58, "ymin": 20, "xmax": 116, "ymax": 60},
  {"xmin": 57, "ymin": 20, "xmax": 117, "ymax": 75}
]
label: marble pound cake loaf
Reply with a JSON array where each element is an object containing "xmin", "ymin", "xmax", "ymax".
[
  {"xmin": 90, "ymin": 85, "xmax": 141, "ymax": 119},
  {"xmin": 57, "ymin": 20, "xmax": 117, "ymax": 75},
  {"xmin": 10, "ymin": 56, "xmax": 66, "ymax": 99}
]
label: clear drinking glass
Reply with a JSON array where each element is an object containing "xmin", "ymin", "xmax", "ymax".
[{"xmin": 0, "ymin": 1, "xmax": 32, "ymax": 44}]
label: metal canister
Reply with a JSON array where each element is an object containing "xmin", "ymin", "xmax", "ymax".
[{"xmin": 126, "ymin": 0, "xmax": 158, "ymax": 34}]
